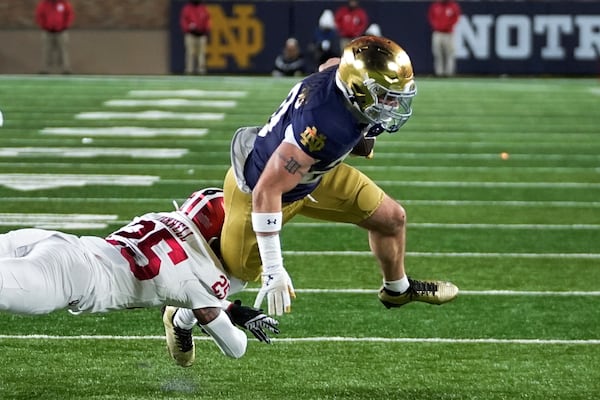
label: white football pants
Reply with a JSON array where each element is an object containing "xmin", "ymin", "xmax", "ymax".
[{"xmin": 0, "ymin": 229, "xmax": 94, "ymax": 314}]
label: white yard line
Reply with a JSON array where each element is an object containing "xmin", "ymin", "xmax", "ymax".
[
  {"xmin": 288, "ymin": 222, "xmax": 600, "ymax": 230},
  {"xmin": 371, "ymin": 152, "xmax": 600, "ymax": 161},
  {"xmin": 1, "ymin": 198, "xmax": 599, "ymax": 208},
  {"xmin": 0, "ymin": 174, "xmax": 159, "ymax": 191},
  {"xmin": 127, "ymin": 89, "xmax": 246, "ymax": 98},
  {"xmin": 2, "ymin": 213, "xmax": 600, "ymax": 232},
  {"xmin": 401, "ymin": 199, "xmax": 600, "ymax": 208},
  {"xmin": 40, "ymin": 127, "xmax": 209, "ymax": 137},
  {"xmin": 104, "ymin": 99, "xmax": 237, "ymax": 108},
  {"xmin": 0, "ymin": 335, "xmax": 597, "ymax": 345},
  {"xmin": 244, "ymin": 288, "xmax": 600, "ymax": 296},
  {"xmin": 156, "ymin": 178, "xmax": 600, "ymax": 189},
  {"xmin": 284, "ymin": 251, "xmax": 600, "ymax": 259},
  {"xmin": 0, "ymin": 147, "xmax": 188, "ymax": 159},
  {"xmin": 2, "ymin": 160, "xmax": 597, "ymax": 175},
  {"xmin": 373, "ymin": 181, "xmax": 600, "ymax": 189},
  {"xmin": 75, "ymin": 111, "xmax": 225, "ymax": 121}
]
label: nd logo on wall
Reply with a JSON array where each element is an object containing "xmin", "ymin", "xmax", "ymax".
[{"xmin": 206, "ymin": 4, "xmax": 264, "ymax": 69}]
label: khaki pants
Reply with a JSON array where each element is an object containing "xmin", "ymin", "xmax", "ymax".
[
  {"xmin": 184, "ymin": 33, "xmax": 207, "ymax": 74},
  {"xmin": 220, "ymin": 163, "xmax": 385, "ymax": 282},
  {"xmin": 41, "ymin": 31, "xmax": 71, "ymax": 73},
  {"xmin": 432, "ymin": 31, "xmax": 456, "ymax": 77}
]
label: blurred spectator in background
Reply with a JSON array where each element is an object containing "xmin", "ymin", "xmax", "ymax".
[
  {"xmin": 308, "ymin": 9, "xmax": 340, "ymax": 72},
  {"xmin": 272, "ymin": 38, "xmax": 306, "ymax": 77},
  {"xmin": 365, "ymin": 23, "xmax": 382, "ymax": 37},
  {"xmin": 334, "ymin": 0, "xmax": 369, "ymax": 53},
  {"xmin": 35, "ymin": 0, "xmax": 74, "ymax": 74},
  {"xmin": 427, "ymin": 0, "xmax": 462, "ymax": 77},
  {"xmin": 180, "ymin": 0, "xmax": 211, "ymax": 75}
]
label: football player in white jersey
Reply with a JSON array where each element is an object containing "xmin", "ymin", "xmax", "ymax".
[{"xmin": 0, "ymin": 188, "xmax": 279, "ymax": 367}]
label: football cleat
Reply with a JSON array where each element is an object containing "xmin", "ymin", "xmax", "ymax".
[
  {"xmin": 378, "ymin": 278, "xmax": 459, "ymax": 309},
  {"xmin": 162, "ymin": 306, "xmax": 195, "ymax": 367}
]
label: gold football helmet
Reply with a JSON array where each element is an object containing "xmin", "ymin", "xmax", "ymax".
[{"xmin": 336, "ymin": 36, "xmax": 416, "ymax": 132}]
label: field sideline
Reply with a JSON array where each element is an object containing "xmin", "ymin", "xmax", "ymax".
[{"xmin": 0, "ymin": 74, "xmax": 599, "ymax": 399}]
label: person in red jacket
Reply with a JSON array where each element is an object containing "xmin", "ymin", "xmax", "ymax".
[
  {"xmin": 35, "ymin": 0, "xmax": 74, "ymax": 74},
  {"xmin": 180, "ymin": 0, "xmax": 211, "ymax": 75},
  {"xmin": 334, "ymin": 0, "xmax": 369, "ymax": 53},
  {"xmin": 427, "ymin": 0, "xmax": 462, "ymax": 77}
]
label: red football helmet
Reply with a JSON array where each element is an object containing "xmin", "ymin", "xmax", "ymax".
[{"xmin": 179, "ymin": 188, "xmax": 225, "ymax": 243}]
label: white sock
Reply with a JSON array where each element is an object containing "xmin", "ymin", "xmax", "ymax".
[
  {"xmin": 173, "ymin": 308, "xmax": 197, "ymax": 330},
  {"xmin": 384, "ymin": 276, "xmax": 410, "ymax": 294}
]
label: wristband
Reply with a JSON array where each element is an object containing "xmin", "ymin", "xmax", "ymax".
[{"xmin": 251, "ymin": 212, "xmax": 282, "ymax": 233}]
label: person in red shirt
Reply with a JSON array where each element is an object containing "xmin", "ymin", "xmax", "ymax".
[
  {"xmin": 180, "ymin": 0, "xmax": 212, "ymax": 75},
  {"xmin": 35, "ymin": 0, "xmax": 74, "ymax": 74},
  {"xmin": 427, "ymin": 0, "xmax": 462, "ymax": 77},
  {"xmin": 334, "ymin": 0, "xmax": 369, "ymax": 53}
]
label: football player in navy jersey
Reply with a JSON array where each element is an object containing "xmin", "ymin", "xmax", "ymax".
[
  {"xmin": 224, "ymin": 35, "xmax": 458, "ymax": 315},
  {"xmin": 0, "ymin": 188, "xmax": 279, "ymax": 367},
  {"xmin": 167, "ymin": 36, "xmax": 459, "ymax": 366}
]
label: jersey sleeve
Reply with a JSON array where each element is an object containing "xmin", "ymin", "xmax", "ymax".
[{"xmin": 290, "ymin": 95, "xmax": 360, "ymax": 161}]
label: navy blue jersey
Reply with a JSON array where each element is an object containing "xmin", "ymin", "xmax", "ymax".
[{"xmin": 244, "ymin": 67, "xmax": 368, "ymax": 202}]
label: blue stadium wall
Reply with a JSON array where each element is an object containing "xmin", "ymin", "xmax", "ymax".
[{"xmin": 169, "ymin": 1, "xmax": 600, "ymax": 75}]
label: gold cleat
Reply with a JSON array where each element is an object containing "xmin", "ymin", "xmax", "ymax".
[
  {"xmin": 162, "ymin": 306, "xmax": 195, "ymax": 367},
  {"xmin": 379, "ymin": 278, "xmax": 459, "ymax": 309}
]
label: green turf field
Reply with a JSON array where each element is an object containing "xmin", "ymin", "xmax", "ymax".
[{"xmin": 0, "ymin": 75, "xmax": 599, "ymax": 399}]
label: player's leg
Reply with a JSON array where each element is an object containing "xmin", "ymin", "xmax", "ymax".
[
  {"xmin": 0, "ymin": 232, "xmax": 91, "ymax": 314},
  {"xmin": 300, "ymin": 163, "xmax": 458, "ymax": 308},
  {"xmin": 197, "ymin": 35, "xmax": 207, "ymax": 74},
  {"xmin": 57, "ymin": 31, "xmax": 71, "ymax": 74},
  {"xmin": 162, "ymin": 306, "xmax": 196, "ymax": 367},
  {"xmin": 432, "ymin": 31, "xmax": 444, "ymax": 77},
  {"xmin": 443, "ymin": 33, "xmax": 456, "ymax": 77},
  {"xmin": 184, "ymin": 33, "xmax": 195, "ymax": 74},
  {"xmin": 40, "ymin": 31, "xmax": 51, "ymax": 73}
]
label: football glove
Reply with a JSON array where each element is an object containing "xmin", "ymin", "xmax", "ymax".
[
  {"xmin": 226, "ymin": 300, "xmax": 280, "ymax": 344},
  {"xmin": 254, "ymin": 265, "xmax": 296, "ymax": 316},
  {"xmin": 349, "ymin": 136, "xmax": 375, "ymax": 158}
]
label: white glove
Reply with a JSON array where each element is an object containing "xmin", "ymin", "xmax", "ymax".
[{"xmin": 253, "ymin": 264, "xmax": 296, "ymax": 316}]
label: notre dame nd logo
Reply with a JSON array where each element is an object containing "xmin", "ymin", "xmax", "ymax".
[
  {"xmin": 206, "ymin": 5, "xmax": 264, "ymax": 69},
  {"xmin": 300, "ymin": 126, "xmax": 326, "ymax": 152}
]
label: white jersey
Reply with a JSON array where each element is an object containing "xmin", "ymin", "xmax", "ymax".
[
  {"xmin": 102, "ymin": 211, "xmax": 230, "ymax": 311},
  {"xmin": 0, "ymin": 211, "xmax": 231, "ymax": 315}
]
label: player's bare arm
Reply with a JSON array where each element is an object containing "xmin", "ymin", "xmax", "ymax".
[
  {"xmin": 252, "ymin": 141, "xmax": 315, "ymax": 214},
  {"xmin": 250, "ymin": 141, "xmax": 312, "ymax": 314}
]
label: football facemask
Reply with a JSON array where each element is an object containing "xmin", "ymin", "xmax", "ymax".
[
  {"xmin": 337, "ymin": 36, "xmax": 417, "ymax": 133},
  {"xmin": 363, "ymin": 79, "xmax": 414, "ymax": 132}
]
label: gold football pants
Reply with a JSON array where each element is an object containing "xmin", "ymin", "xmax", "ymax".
[{"xmin": 220, "ymin": 163, "xmax": 385, "ymax": 282}]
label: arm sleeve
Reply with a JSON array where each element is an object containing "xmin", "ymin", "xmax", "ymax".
[
  {"xmin": 200, "ymin": 311, "xmax": 248, "ymax": 359},
  {"xmin": 65, "ymin": 4, "xmax": 74, "ymax": 28},
  {"xmin": 180, "ymin": 6, "xmax": 189, "ymax": 31}
]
